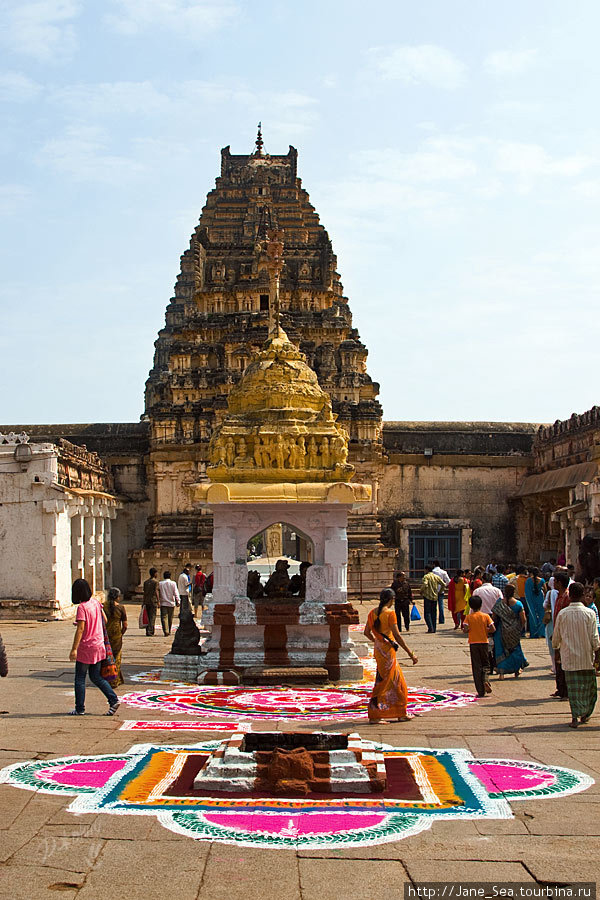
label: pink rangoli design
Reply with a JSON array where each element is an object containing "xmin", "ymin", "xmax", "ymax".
[{"xmin": 120, "ymin": 684, "xmax": 477, "ymax": 721}]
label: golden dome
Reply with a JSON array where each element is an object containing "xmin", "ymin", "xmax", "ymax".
[
  {"xmin": 228, "ymin": 330, "xmax": 328, "ymax": 420},
  {"xmin": 207, "ymin": 327, "xmax": 353, "ymax": 484}
]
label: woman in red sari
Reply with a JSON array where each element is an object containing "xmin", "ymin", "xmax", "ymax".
[{"xmin": 364, "ymin": 589, "xmax": 418, "ymax": 723}]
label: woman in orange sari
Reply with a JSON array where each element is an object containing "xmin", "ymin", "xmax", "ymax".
[{"xmin": 364, "ymin": 589, "xmax": 418, "ymax": 723}]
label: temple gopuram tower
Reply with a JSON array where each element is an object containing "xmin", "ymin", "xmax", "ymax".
[{"xmin": 138, "ymin": 130, "xmax": 396, "ymax": 595}]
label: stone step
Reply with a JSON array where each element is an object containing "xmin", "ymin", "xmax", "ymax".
[{"xmin": 241, "ymin": 665, "xmax": 329, "ymax": 685}]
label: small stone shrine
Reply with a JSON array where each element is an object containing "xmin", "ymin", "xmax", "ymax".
[
  {"xmin": 162, "ymin": 228, "xmax": 370, "ymax": 683},
  {"xmin": 193, "ymin": 731, "xmax": 386, "ymax": 795}
]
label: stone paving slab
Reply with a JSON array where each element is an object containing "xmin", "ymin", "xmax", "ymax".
[
  {"xmin": 198, "ymin": 847, "xmax": 300, "ymax": 900},
  {"xmin": 298, "ymin": 858, "xmax": 409, "ymax": 898},
  {"xmin": 0, "ymin": 864, "xmax": 85, "ymax": 899},
  {"xmin": 403, "ymin": 860, "xmax": 536, "ymax": 882},
  {"xmin": 5, "ymin": 835, "xmax": 105, "ymax": 873}
]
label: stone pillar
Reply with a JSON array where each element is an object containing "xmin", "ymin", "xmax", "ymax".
[
  {"xmin": 169, "ymin": 474, "xmax": 178, "ymax": 513},
  {"xmin": 84, "ymin": 515, "xmax": 96, "ymax": 593},
  {"xmin": 323, "ymin": 525, "xmax": 348, "ymax": 602},
  {"xmin": 104, "ymin": 515, "xmax": 113, "ymax": 588},
  {"xmin": 212, "ymin": 523, "xmax": 238, "ymax": 604},
  {"xmin": 70, "ymin": 513, "xmax": 84, "ymax": 583},
  {"xmin": 95, "ymin": 516, "xmax": 105, "ymax": 592},
  {"xmin": 460, "ymin": 527, "xmax": 473, "ymax": 571},
  {"xmin": 370, "ymin": 476, "xmax": 379, "ymax": 515},
  {"xmin": 396, "ymin": 521, "xmax": 410, "ymax": 572},
  {"xmin": 42, "ymin": 498, "xmax": 70, "ymax": 614}
]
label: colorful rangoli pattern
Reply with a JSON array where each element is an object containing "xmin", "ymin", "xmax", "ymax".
[
  {"xmin": 0, "ymin": 743, "xmax": 591, "ymax": 849},
  {"xmin": 120, "ymin": 684, "xmax": 477, "ymax": 721},
  {"xmin": 120, "ymin": 720, "xmax": 251, "ymax": 732},
  {"xmin": 129, "ymin": 670, "xmax": 185, "ymax": 685}
]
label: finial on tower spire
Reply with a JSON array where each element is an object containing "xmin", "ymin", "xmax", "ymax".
[{"xmin": 255, "ymin": 122, "xmax": 264, "ymax": 156}]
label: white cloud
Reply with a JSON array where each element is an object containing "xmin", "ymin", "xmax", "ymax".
[
  {"xmin": 370, "ymin": 44, "xmax": 467, "ymax": 90},
  {"xmin": 37, "ymin": 80, "xmax": 319, "ymax": 184},
  {"xmin": 357, "ymin": 138, "xmax": 478, "ymax": 183},
  {"xmin": 495, "ymin": 141, "xmax": 593, "ymax": 180},
  {"xmin": 37, "ymin": 125, "xmax": 145, "ymax": 183},
  {"xmin": 0, "ymin": 71, "xmax": 42, "ymax": 101},
  {"xmin": 53, "ymin": 80, "xmax": 172, "ymax": 117},
  {"xmin": 0, "ymin": 0, "xmax": 81, "ymax": 62},
  {"xmin": 484, "ymin": 48, "xmax": 538, "ymax": 76},
  {"xmin": 50, "ymin": 79, "xmax": 318, "ymax": 143},
  {"xmin": 323, "ymin": 179, "xmax": 460, "ymax": 228},
  {"xmin": 316, "ymin": 132, "xmax": 600, "ymax": 244},
  {"xmin": 316, "ymin": 137, "xmax": 481, "ymax": 230},
  {"xmin": 105, "ymin": 0, "xmax": 238, "ymax": 37}
]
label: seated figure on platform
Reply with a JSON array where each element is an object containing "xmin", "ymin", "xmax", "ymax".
[
  {"xmin": 246, "ymin": 569, "xmax": 264, "ymax": 599},
  {"xmin": 289, "ymin": 561, "xmax": 312, "ymax": 597},
  {"xmin": 264, "ymin": 559, "xmax": 291, "ymax": 597}
]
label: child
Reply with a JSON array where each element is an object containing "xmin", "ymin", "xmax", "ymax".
[
  {"xmin": 463, "ymin": 594, "xmax": 495, "ymax": 697},
  {"xmin": 584, "ymin": 586, "xmax": 600, "ymax": 638}
]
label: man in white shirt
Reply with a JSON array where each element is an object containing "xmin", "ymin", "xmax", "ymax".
[
  {"xmin": 552, "ymin": 581, "xmax": 600, "ymax": 728},
  {"xmin": 472, "ymin": 574, "xmax": 504, "ymax": 675},
  {"xmin": 432, "ymin": 559, "xmax": 450, "ymax": 626},
  {"xmin": 159, "ymin": 570, "xmax": 180, "ymax": 636},
  {"xmin": 472, "ymin": 573, "xmax": 503, "ymax": 615},
  {"xmin": 177, "ymin": 565, "xmax": 191, "ymax": 604}
]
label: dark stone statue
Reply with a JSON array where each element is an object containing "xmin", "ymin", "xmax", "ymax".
[
  {"xmin": 289, "ymin": 561, "xmax": 312, "ymax": 597},
  {"xmin": 170, "ymin": 596, "xmax": 201, "ymax": 655},
  {"xmin": 246, "ymin": 569, "xmax": 264, "ymax": 599},
  {"xmin": 263, "ymin": 559, "xmax": 291, "ymax": 597}
]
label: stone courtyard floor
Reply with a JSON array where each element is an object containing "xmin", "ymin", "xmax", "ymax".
[{"xmin": 0, "ymin": 605, "xmax": 598, "ymax": 900}]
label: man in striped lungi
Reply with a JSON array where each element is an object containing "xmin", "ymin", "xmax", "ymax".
[{"xmin": 553, "ymin": 581, "xmax": 600, "ymax": 728}]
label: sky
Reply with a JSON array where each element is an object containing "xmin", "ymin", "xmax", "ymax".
[{"xmin": 1, "ymin": 0, "xmax": 599, "ymax": 426}]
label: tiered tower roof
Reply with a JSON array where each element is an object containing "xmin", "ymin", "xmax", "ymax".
[{"xmin": 144, "ymin": 135, "xmax": 382, "ymax": 455}]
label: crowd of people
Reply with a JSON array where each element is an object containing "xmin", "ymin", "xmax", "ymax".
[
  {"xmin": 365, "ymin": 558, "xmax": 600, "ymax": 729},
  {"xmin": 141, "ymin": 564, "xmax": 212, "ymax": 637},
  {"xmin": 12, "ymin": 550, "xmax": 592, "ymax": 727}
]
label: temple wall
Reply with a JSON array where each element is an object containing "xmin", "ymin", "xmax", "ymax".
[
  {"xmin": 111, "ymin": 500, "xmax": 151, "ymax": 592},
  {"xmin": 102, "ymin": 453, "xmax": 150, "ymax": 592},
  {"xmin": 511, "ymin": 406, "xmax": 600, "ymax": 565},
  {"xmin": 378, "ymin": 457, "xmax": 532, "ymax": 569}
]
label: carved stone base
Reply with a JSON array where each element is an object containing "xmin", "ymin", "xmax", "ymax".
[
  {"xmin": 161, "ymin": 653, "xmax": 206, "ymax": 683},
  {"xmin": 196, "ymin": 622, "xmax": 362, "ymax": 681},
  {"xmin": 241, "ymin": 666, "xmax": 329, "ymax": 685},
  {"xmin": 198, "ymin": 669, "xmax": 240, "ymax": 685}
]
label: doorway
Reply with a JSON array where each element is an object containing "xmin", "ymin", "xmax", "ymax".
[{"xmin": 409, "ymin": 529, "xmax": 461, "ymax": 579}]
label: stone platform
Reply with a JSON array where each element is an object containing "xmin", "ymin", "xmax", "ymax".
[
  {"xmin": 193, "ymin": 731, "xmax": 386, "ymax": 794},
  {"xmin": 242, "ymin": 666, "xmax": 329, "ymax": 685},
  {"xmin": 192, "ymin": 588, "xmax": 364, "ymax": 683}
]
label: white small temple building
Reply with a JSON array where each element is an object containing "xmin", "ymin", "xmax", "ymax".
[{"xmin": 0, "ymin": 433, "xmax": 120, "ymax": 619}]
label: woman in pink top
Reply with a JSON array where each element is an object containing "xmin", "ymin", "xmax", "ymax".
[{"xmin": 68, "ymin": 579, "xmax": 119, "ymax": 716}]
